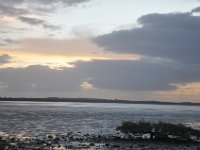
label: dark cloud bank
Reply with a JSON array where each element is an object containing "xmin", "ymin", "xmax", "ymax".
[
  {"xmin": 93, "ymin": 9, "xmax": 200, "ymax": 64},
  {"xmin": 0, "ymin": 65, "xmax": 82, "ymax": 92},
  {"xmin": 0, "ymin": 60, "xmax": 200, "ymax": 93}
]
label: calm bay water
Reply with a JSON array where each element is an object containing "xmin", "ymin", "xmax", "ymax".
[{"xmin": 0, "ymin": 101, "xmax": 200, "ymax": 136}]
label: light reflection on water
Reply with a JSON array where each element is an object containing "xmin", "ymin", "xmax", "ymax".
[{"xmin": 0, "ymin": 101, "xmax": 200, "ymax": 136}]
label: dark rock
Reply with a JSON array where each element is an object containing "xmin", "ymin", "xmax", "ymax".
[
  {"xmin": 58, "ymin": 144, "xmax": 61, "ymax": 148},
  {"xmin": 138, "ymin": 144, "xmax": 145, "ymax": 147},
  {"xmin": 66, "ymin": 145, "xmax": 74, "ymax": 149},
  {"xmin": 47, "ymin": 135, "xmax": 53, "ymax": 139},
  {"xmin": 84, "ymin": 133, "xmax": 90, "ymax": 137},
  {"xmin": 112, "ymin": 144, "xmax": 120, "ymax": 148},
  {"xmin": 9, "ymin": 137, "xmax": 16, "ymax": 143},
  {"xmin": 90, "ymin": 143, "xmax": 95, "ymax": 146},
  {"xmin": 53, "ymin": 137, "xmax": 60, "ymax": 144}
]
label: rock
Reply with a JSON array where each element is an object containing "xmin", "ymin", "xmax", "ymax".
[
  {"xmin": 33, "ymin": 146, "xmax": 43, "ymax": 150},
  {"xmin": 112, "ymin": 144, "xmax": 120, "ymax": 148},
  {"xmin": 90, "ymin": 143, "xmax": 95, "ymax": 146},
  {"xmin": 77, "ymin": 145, "xmax": 91, "ymax": 149},
  {"xmin": 47, "ymin": 135, "xmax": 53, "ymax": 139},
  {"xmin": 66, "ymin": 144, "xmax": 74, "ymax": 149},
  {"xmin": 53, "ymin": 137, "xmax": 60, "ymax": 144},
  {"xmin": 9, "ymin": 137, "xmax": 16, "ymax": 143},
  {"xmin": 138, "ymin": 144, "xmax": 145, "ymax": 147},
  {"xmin": 84, "ymin": 133, "xmax": 90, "ymax": 137},
  {"xmin": 58, "ymin": 144, "xmax": 61, "ymax": 148}
]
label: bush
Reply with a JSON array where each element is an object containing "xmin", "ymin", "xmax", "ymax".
[
  {"xmin": 116, "ymin": 121, "xmax": 200, "ymax": 141},
  {"xmin": 116, "ymin": 121, "xmax": 152, "ymax": 134}
]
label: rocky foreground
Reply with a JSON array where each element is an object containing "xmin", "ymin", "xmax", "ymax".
[{"xmin": 0, "ymin": 132, "xmax": 200, "ymax": 150}]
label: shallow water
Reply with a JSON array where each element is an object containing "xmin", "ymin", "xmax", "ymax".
[{"xmin": 0, "ymin": 101, "xmax": 200, "ymax": 136}]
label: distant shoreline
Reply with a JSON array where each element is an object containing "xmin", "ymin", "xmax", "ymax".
[{"xmin": 0, "ymin": 97, "xmax": 200, "ymax": 106}]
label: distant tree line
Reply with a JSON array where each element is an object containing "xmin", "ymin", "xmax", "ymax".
[{"xmin": 0, "ymin": 97, "xmax": 200, "ymax": 106}]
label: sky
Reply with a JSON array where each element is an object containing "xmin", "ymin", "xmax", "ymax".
[{"xmin": 0, "ymin": 0, "xmax": 200, "ymax": 102}]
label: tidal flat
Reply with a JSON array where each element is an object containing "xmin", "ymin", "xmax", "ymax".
[{"xmin": 1, "ymin": 101, "xmax": 200, "ymax": 149}]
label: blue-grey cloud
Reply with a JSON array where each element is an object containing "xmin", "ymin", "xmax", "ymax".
[
  {"xmin": 93, "ymin": 9, "xmax": 200, "ymax": 64},
  {"xmin": 0, "ymin": 0, "xmax": 90, "ymax": 7},
  {"xmin": 0, "ymin": 65, "xmax": 83, "ymax": 92},
  {"xmin": 0, "ymin": 4, "xmax": 29, "ymax": 16},
  {"xmin": 33, "ymin": 0, "xmax": 90, "ymax": 6},
  {"xmin": 0, "ymin": 54, "xmax": 12, "ymax": 64},
  {"xmin": 0, "ymin": 60, "xmax": 200, "ymax": 93},
  {"xmin": 192, "ymin": 7, "xmax": 200, "ymax": 12},
  {"xmin": 75, "ymin": 60, "xmax": 200, "ymax": 91},
  {"xmin": 0, "ymin": 38, "xmax": 18, "ymax": 47},
  {"xmin": 0, "ymin": 0, "xmax": 90, "ymax": 16},
  {"xmin": 18, "ymin": 16, "xmax": 60, "ymax": 30},
  {"xmin": 18, "ymin": 16, "xmax": 44, "ymax": 25},
  {"xmin": 0, "ymin": 0, "xmax": 90, "ymax": 29}
]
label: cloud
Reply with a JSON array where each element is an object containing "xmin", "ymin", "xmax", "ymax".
[
  {"xmin": 1, "ymin": 59, "xmax": 200, "ymax": 95},
  {"xmin": 0, "ymin": 0, "xmax": 90, "ymax": 16},
  {"xmin": 18, "ymin": 16, "xmax": 60, "ymax": 30},
  {"xmin": 0, "ymin": 54, "xmax": 12, "ymax": 64},
  {"xmin": 0, "ymin": 81, "xmax": 8, "ymax": 90},
  {"xmin": 15, "ymin": 38, "xmax": 103, "ymax": 56},
  {"xmin": 192, "ymin": 7, "xmax": 200, "ymax": 13},
  {"xmin": 0, "ymin": 4, "xmax": 29, "ymax": 16},
  {"xmin": 0, "ymin": 0, "xmax": 90, "ymax": 7},
  {"xmin": 0, "ymin": 37, "xmax": 138, "ymax": 70},
  {"xmin": 0, "ymin": 31, "xmax": 19, "ymax": 46},
  {"xmin": 75, "ymin": 60, "xmax": 200, "ymax": 91},
  {"xmin": 93, "ymin": 8, "xmax": 200, "ymax": 64},
  {"xmin": 0, "ymin": 0, "xmax": 90, "ymax": 30},
  {"xmin": 18, "ymin": 16, "xmax": 44, "ymax": 25},
  {"xmin": 10, "ymin": 38, "xmax": 137, "ymax": 61},
  {"xmin": 0, "ymin": 65, "xmax": 83, "ymax": 92},
  {"xmin": 80, "ymin": 82, "xmax": 94, "ymax": 90},
  {"xmin": 35, "ymin": 0, "xmax": 90, "ymax": 6},
  {"xmin": 0, "ymin": 38, "xmax": 18, "ymax": 47}
]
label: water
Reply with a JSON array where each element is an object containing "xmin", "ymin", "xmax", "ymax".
[{"xmin": 0, "ymin": 101, "xmax": 200, "ymax": 136}]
